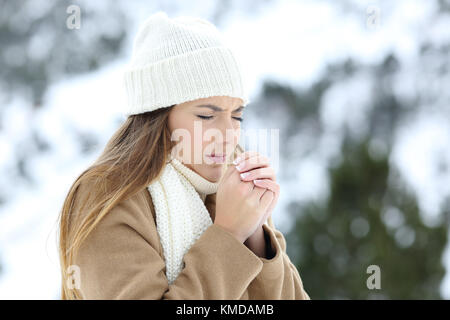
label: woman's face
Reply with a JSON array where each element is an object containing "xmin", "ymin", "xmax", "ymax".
[{"xmin": 168, "ymin": 96, "xmax": 244, "ymax": 182}]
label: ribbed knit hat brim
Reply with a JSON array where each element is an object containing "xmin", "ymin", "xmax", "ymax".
[{"xmin": 123, "ymin": 11, "xmax": 250, "ymax": 116}]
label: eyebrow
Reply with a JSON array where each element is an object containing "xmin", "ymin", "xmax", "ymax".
[{"xmin": 195, "ymin": 104, "xmax": 245, "ymax": 113}]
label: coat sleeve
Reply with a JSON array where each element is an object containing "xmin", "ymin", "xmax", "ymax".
[
  {"xmin": 247, "ymin": 216, "xmax": 311, "ymax": 300},
  {"xmin": 71, "ymin": 188, "xmax": 264, "ymax": 300}
]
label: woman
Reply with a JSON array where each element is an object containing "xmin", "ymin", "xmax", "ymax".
[{"xmin": 58, "ymin": 11, "xmax": 310, "ymax": 300}]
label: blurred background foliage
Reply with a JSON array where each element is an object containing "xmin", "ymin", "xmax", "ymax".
[
  {"xmin": 259, "ymin": 51, "xmax": 450, "ymax": 298},
  {"xmin": 0, "ymin": 0, "xmax": 449, "ymax": 299}
]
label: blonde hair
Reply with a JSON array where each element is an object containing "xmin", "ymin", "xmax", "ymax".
[{"xmin": 57, "ymin": 106, "xmax": 174, "ymax": 299}]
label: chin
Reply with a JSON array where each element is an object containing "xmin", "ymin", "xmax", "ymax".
[{"xmin": 200, "ymin": 164, "xmax": 224, "ymax": 182}]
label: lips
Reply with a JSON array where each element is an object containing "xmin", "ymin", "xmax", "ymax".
[{"xmin": 206, "ymin": 154, "xmax": 226, "ymax": 164}]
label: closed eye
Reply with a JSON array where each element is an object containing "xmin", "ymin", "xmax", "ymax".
[
  {"xmin": 197, "ymin": 115, "xmax": 213, "ymax": 120},
  {"xmin": 196, "ymin": 115, "xmax": 244, "ymax": 122}
]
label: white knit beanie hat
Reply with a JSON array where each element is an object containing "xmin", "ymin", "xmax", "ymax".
[{"xmin": 123, "ymin": 11, "xmax": 251, "ymax": 116}]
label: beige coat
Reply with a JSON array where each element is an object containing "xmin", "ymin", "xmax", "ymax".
[{"xmin": 69, "ymin": 170, "xmax": 311, "ymax": 300}]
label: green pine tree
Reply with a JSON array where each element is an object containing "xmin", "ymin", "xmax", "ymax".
[{"xmin": 286, "ymin": 132, "xmax": 448, "ymax": 299}]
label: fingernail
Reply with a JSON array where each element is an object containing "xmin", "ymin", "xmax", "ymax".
[
  {"xmin": 254, "ymin": 179, "xmax": 263, "ymax": 184},
  {"xmin": 235, "ymin": 162, "xmax": 245, "ymax": 171},
  {"xmin": 240, "ymin": 172, "xmax": 250, "ymax": 179},
  {"xmin": 233, "ymin": 157, "xmax": 242, "ymax": 165}
]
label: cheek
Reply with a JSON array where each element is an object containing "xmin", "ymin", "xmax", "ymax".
[
  {"xmin": 169, "ymin": 113, "xmax": 195, "ymax": 140},
  {"xmin": 198, "ymin": 123, "xmax": 213, "ymax": 154},
  {"xmin": 225, "ymin": 127, "xmax": 240, "ymax": 149},
  {"xmin": 168, "ymin": 112, "xmax": 198, "ymax": 163},
  {"xmin": 169, "ymin": 112, "xmax": 189, "ymax": 130},
  {"xmin": 233, "ymin": 128, "xmax": 241, "ymax": 144}
]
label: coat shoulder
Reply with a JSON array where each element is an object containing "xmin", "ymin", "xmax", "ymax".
[{"xmin": 70, "ymin": 179, "xmax": 162, "ymax": 254}]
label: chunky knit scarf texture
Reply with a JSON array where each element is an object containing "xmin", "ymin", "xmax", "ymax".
[{"xmin": 147, "ymin": 155, "xmax": 221, "ymax": 284}]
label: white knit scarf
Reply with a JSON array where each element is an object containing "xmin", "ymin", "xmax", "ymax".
[{"xmin": 147, "ymin": 155, "xmax": 220, "ymax": 284}]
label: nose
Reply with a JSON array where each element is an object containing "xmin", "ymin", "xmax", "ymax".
[{"xmin": 215, "ymin": 116, "xmax": 239, "ymax": 154}]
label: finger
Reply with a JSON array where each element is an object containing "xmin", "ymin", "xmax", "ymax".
[
  {"xmin": 257, "ymin": 205, "xmax": 271, "ymax": 227},
  {"xmin": 233, "ymin": 180, "xmax": 254, "ymax": 198},
  {"xmin": 235, "ymin": 154, "xmax": 271, "ymax": 173},
  {"xmin": 236, "ymin": 153, "xmax": 265, "ymax": 168},
  {"xmin": 255, "ymin": 180, "xmax": 279, "ymax": 205},
  {"xmin": 219, "ymin": 164, "xmax": 234, "ymax": 184},
  {"xmin": 252, "ymin": 179, "xmax": 279, "ymax": 194},
  {"xmin": 249, "ymin": 184, "xmax": 267, "ymax": 202},
  {"xmin": 239, "ymin": 167, "xmax": 276, "ymax": 182},
  {"xmin": 229, "ymin": 165, "xmax": 247, "ymax": 184},
  {"xmin": 260, "ymin": 189, "xmax": 274, "ymax": 211},
  {"xmin": 264, "ymin": 191, "xmax": 278, "ymax": 219},
  {"xmin": 222, "ymin": 161, "xmax": 241, "ymax": 181},
  {"xmin": 260, "ymin": 208, "xmax": 272, "ymax": 228},
  {"xmin": 254, "ymin": 180, "xmax": 279, "ymax": 219},
  {"xmin": 232, "ymin": 150, "xmax": 259, "ymax": 165},
  {"xmin": 237, "ymin": 180, "xmax": 256, "ymax": 192}
]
